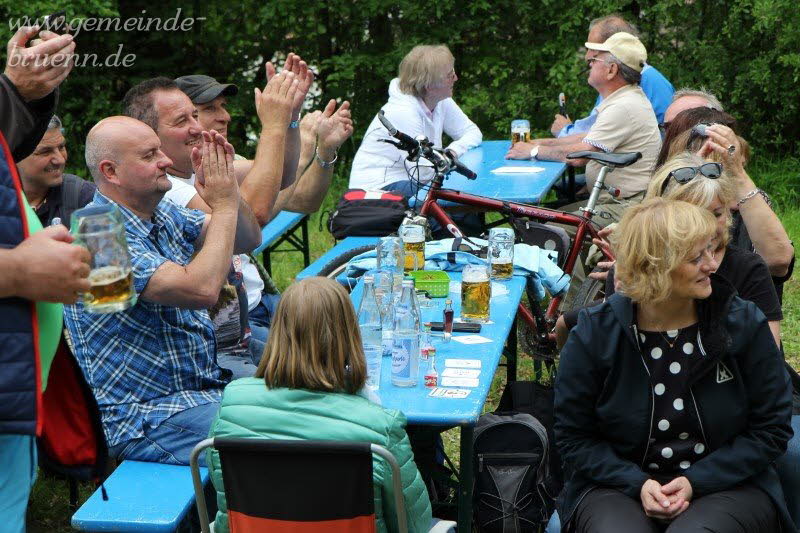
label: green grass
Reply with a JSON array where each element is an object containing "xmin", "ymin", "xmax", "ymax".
[{"xmin": 27, "ymin": 165, "xmax": 800, "ymax": 530}]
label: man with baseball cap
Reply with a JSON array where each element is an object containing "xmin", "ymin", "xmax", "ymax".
[
  {"xmin": 175, "ymin": 75, "xmax": 239, "ymax": 140},
  {"xmin": 507, "ymin": 31, "xmax": 661, "ymax": 226}
]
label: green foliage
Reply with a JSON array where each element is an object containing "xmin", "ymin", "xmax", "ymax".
[{"xmin": 1, "ymin": 0, "xmax": 800, "ymax": 174}]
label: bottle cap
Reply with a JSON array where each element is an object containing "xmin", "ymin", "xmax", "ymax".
[
  {"xmin": 402, "ymin": 279, "xmax": 414, "ymax": 287},
  {"xmin": 445, "ymin": 298, "xmax": 452, "ymax": 305}
]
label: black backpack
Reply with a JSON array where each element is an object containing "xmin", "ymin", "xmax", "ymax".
[
  {"xmin": 473, "ymin": 411, "xmax": 553, "ymax": 532},
  {"xmin": 327, "ymin": 189, "xmax": 408, "ymax": 239}
]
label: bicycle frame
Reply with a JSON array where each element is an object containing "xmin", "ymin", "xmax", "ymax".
[{"xmin": 417, "ymin": 166, "xmax": 613, "ymax": 335}]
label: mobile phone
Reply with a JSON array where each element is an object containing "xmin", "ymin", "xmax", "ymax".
[
  {"xmin": 428, "ymin": 321, "xmax": 482, "ymax": 333},
  {"xmin": 558, "ymin": 92, "xmax": 567, "ymax": 117},
  {"xmin": 691, "ymin": 123, "xmax": 713, "ymax": 137}
]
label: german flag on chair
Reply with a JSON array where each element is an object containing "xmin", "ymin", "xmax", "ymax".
[{"xmin": 217, "ymin": 438, "xmax": 377, "ymax": 532}]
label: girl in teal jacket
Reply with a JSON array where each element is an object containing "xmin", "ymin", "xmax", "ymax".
[{"xmin": 208, "ymin": 276, "xmax": 432, "ymax": 532}]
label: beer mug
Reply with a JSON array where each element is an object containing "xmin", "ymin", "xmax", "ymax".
[
  {"xmin": 71, "ymin": 204, "xmax": 137, "ymax": 313},
  {"xmin": 488, "ymin": 228, "xmax": 514, "ymax": 280},
  {"xmin": 511, "ymin": 119, "xmax": 531, "ymax": 144},
  {"xmin": 376, "ymin": 236, "xmax": 403, "ymax": 273},
  {"xmin": 461, "ymin": 263, "xmax": 491, "ymax": 323},
  {"xmin": 399, "ymin": 224, "xmax": 425, "ymax": 272}
]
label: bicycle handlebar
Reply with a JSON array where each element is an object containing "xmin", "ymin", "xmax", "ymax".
[{"xmin": 378, "ymin": 111, "xmax": 477, "ymax": 180}]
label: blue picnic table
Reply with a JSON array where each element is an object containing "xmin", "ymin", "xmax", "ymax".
[
  {"xmin": 350, "ymin": 271, "xmax": 526, "ymax": 533},
  {"xmin": 410, "ymin": 140, "xmax": 568, "ymax": 206}
]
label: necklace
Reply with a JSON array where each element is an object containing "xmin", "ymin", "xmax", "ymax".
[{"xmin": 660, "ymin": 328, "xmax": 681, "ymax": 349}]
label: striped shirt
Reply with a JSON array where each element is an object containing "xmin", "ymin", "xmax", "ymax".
[{"xmin": 64, "ymin": 191, "xmax": 229, "ymax": 447}]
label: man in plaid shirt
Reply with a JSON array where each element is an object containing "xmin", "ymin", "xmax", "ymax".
[{"xmin": 64, "ymin": 116, "xmax": 260, "ymax": 465}]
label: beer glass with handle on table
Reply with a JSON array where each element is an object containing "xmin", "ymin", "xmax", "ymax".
[
  {"xmin": 461, "ymin": 263, "xmax": 491, "ymax": 323},
  {"xmin": 71, "ymin": 204, "xmax": 136, "ymax": 313},
  {"xmin": 400, "ymin": 224, "xmax": 425, "ymax": 272},
  {"xmin": 511, "ymin": 119, "xmax": 531, "ymax": 144},
  {"xmin": 488, "ymin": 228, "xmax": 514, "ymax": 280}
]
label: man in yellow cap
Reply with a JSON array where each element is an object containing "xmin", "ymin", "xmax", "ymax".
[{"xmin": 507, "ymin": 31, "xmax": 661, "ymax": 226}]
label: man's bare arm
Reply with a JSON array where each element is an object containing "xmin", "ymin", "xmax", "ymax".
[{"xmin": 272, "ymin": 100, "xmax": 354, "ymax": 217}]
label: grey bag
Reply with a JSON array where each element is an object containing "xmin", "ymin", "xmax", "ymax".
[{"xmin": 473, "ymin": 411, "xmax": 552, "ymax": 532}]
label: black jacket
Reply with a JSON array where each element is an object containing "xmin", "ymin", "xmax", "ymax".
[{"xmin": 554, "ymin": 274, "xmax": 795, "ymax": 531}]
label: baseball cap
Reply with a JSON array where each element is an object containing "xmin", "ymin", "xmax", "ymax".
[
  {"xmin": 174, "ymin": 75, "xmax": 238, "ymax": 104},
  {"xmin": 585, "ymin": 32, "xmax": 647, "ymax": 73}
]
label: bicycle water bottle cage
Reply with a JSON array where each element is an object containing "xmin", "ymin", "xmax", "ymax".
[{"xmin": 566, "ymin": 151, "xmax": 642, "ymax": 168}]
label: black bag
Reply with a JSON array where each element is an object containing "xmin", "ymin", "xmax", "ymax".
[
  {"xmin": 327, "ymin": 189, "xmax": 408, "ymax": 239},
  {"xmin": 473, "ymin": 411, "xmax": 552, "ymax": 532},
  {"xmin": 498, "ymin": 381, "xmax": 563, "ymax": 499}
]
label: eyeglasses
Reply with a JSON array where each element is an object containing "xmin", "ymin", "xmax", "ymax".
[
  {"xmin": 587, "ymin": 56, "xmax": 611, "ymax": 68},
  {"xmin": 658, "ymin": 121, "xmax": 671, "ymax": 135},
  {"xmin": 661, "ymin": 162, "xmax": 723, "ymax": 195}
]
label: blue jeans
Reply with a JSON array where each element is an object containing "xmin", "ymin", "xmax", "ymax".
[
  {"xmin": 247, "ymin": 292, "xmax": 280, "ymax": 363},
  {"xmin": 108, "ymin": 402, "xmax": 221, "ymax": 466},
  {"xmin": 776, "ymin": 414, "xmax": 800, "ymax": 525},
  {"xmin": 545, "ymin": 510, "xmax": 561, "ymax": 533},
  {"xmin": 217, "ymin": 349, "xmax": 261, "ymax": 379},
  {"xmin": 0, "ymin": 434, "xmax": 37, "ymax": 533}
]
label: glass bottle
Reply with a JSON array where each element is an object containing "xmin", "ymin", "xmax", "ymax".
[{"xmin": 391, "ymin": 279, "xmax": 420, "ymax": 387}]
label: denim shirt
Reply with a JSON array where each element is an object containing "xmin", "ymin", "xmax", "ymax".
[{"xmin": 64, "ymin": 191, "xmax": 228, "ymax": 447}]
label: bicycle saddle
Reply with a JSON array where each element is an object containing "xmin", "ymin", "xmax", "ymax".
[{"xmin": 566, "ymin": 151, "xmax": 642, "ymax": 168}]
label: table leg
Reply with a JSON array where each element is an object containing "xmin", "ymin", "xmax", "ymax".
[
  {"xmin": 457, "ymin": 425, "xmax": 474, "ymax": 533},
  {"xmin": 568, "ymin": 167, "xmax": 576, "ymax": 203},
  {"xmin": 507, "ymin": 315, "xmax": 518, "ymax": 382}
]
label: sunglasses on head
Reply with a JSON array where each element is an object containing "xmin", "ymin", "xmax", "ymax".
[{"xmin": 661, "ymin": 162, "xmax": 723, "ymax": 195}]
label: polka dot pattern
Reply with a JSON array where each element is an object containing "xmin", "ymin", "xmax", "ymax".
[{"xmin": 639, "ymin": 324, "xmax": 707, "ymax": 475}]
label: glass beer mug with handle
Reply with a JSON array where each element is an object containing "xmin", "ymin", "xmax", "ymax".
[
  {"xmin": 488, "ymin": 227, "xmax": 514, "ymax": 280},
  {"xmin": 511, "ymin": 119, "xmax": 531, "ymax": 144},
  {"xmin": 399, "ymin": 224, "xmax": 425, "ymax": 272},
  {"xmin": 461, "ymin": 263, "xmax": 491, "ymax": 323},
  {"xmin": 71, "ymin": 204, "xmax": 137, "ymax": 313}
]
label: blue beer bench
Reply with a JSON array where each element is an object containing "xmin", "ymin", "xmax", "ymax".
[
  {"xmin": 253, "ymin": 211, "xmax": 310, "ymax": 276},
  {"xmin": 295, "ymin": 236, "xmax": 380, "ymax": 281},
  {"xmin": 72, "ymin": 460, "xmax": 209, "ymax": 532}
]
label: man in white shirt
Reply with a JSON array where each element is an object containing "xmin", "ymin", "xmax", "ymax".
[{"xmin": 349, "ymin": 44, "xmax": 482, "ymax": 193}]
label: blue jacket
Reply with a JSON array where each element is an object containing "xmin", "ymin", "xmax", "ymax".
[
  {"xmin": 0, "ymin": 75, "xmax": 57, "ymax": 436},
  {"xmin": 555, "ymin": 275, "xmax": 795, "ymax": 531}
]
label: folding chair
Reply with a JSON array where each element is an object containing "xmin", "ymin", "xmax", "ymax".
[{"xmin": 190, "ymin": 437, "xmax": 408, "ymax": 533}]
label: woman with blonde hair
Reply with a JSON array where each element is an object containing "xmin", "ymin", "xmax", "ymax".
[
  {"xmin": 555, "ymin": 198, "xmax": 792, "ymax": 532},
  {"xmin": 349, "ymin": 44, "xmax": 482, "ymax": 195},
  {"xmin": 206, "ymin": 277, "xmax": 432, "ymax": 533},
  {"xmin": 647, "ymin": 152, "xmax": 782, "ymax": 346}
]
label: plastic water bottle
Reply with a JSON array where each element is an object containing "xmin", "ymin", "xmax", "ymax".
[
  {"xmin": 358, "ymin": 276, "xmax": 383, "ymax": 390},
  {"xmin": 392, "ymin": 279, "xmax": 419, "ymax": 387}
]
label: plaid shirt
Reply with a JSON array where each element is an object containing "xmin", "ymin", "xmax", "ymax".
[{"xmin": 64, "ymin": 192, "xmax": 229, "ymax": 447}]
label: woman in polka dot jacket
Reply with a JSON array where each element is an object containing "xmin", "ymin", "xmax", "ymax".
[{"xmin": 554, "ymin": 199, "xmax": 794, "ymax": 533}]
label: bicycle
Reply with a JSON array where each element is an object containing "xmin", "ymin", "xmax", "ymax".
[{"xmin": 323, "ymin": 111, "xmax": 641, "ymax": 359}]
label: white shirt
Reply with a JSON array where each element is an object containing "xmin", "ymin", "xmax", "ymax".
[
  {"xmin": 164, "ymin": 174, "xmax": 265, "ymax": 311},
  {"xmin": 349, "ymin": 78, "xmax": 482, "ymax": 190}
]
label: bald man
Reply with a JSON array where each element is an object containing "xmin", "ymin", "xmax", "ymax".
[{"xmin": 63, "ymin": 117, "xmax": 260, "ymax": 466}]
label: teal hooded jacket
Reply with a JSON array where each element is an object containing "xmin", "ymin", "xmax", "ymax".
[{"xmin": 207, "ymin": 378, "xmax": 432, "ymax": 532}]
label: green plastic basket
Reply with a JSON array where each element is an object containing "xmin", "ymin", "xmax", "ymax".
[{"xmin": 408, "ymin": 270, "xmax": 451, "ymax": 298}]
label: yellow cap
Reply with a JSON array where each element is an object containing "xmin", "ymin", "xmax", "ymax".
[{"xmin": 585, "ymin": 32, "xmax": 647, "ymax": 73}]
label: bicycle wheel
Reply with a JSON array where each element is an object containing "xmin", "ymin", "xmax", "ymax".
[
  {"xmin": 317, "ymin": 245, "xmax": 376, "ymax": 281},
  {"xmin": 570, "ymin": 267, "xmax": 608, "ymax": 311}
]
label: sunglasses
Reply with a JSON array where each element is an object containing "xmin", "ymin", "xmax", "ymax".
[
  {"xmin": 658, "ymin": 121, "xmax": 671, "ymax": 135},
  {"xmin": 661, "ymin": 162, "xmax": 723, "ymax": 195}
]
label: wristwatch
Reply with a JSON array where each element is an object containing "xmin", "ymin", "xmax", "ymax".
[{"xmin": 530, "ymin": 146, "xmax": 540, "ymax": 160}]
